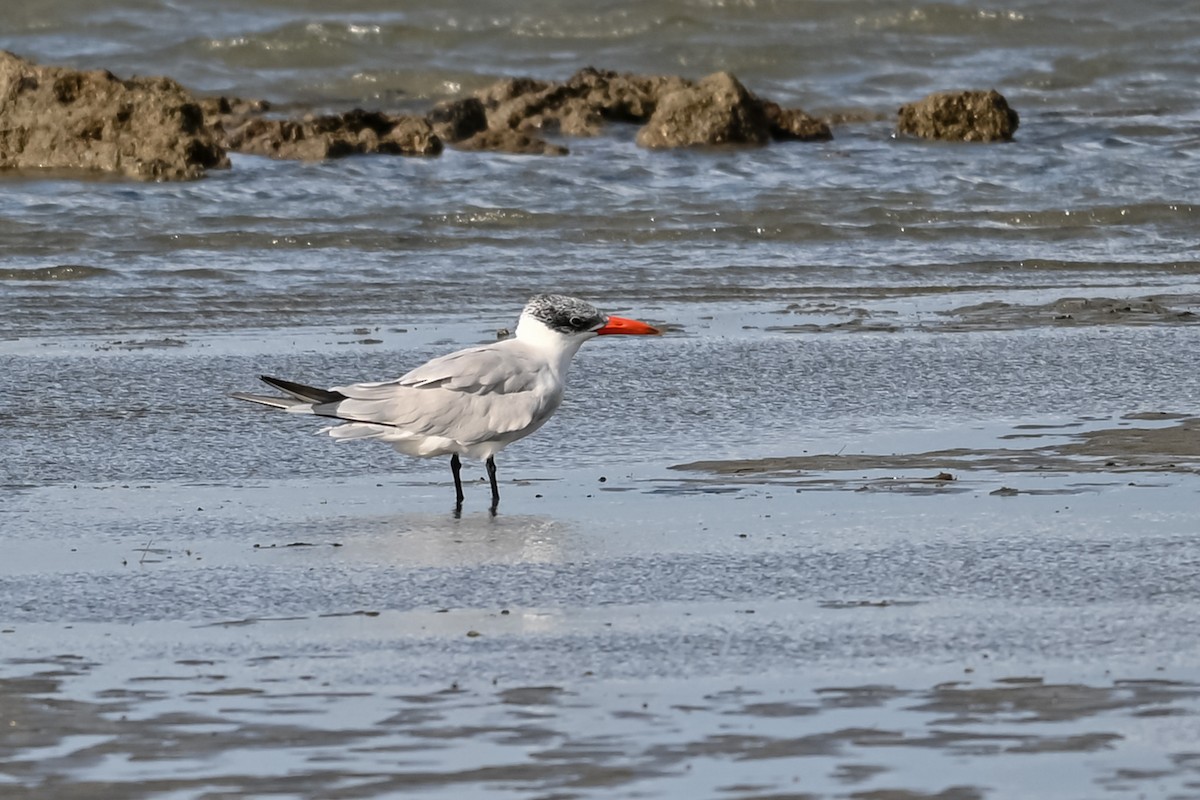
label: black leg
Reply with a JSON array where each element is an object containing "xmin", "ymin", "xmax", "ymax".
[
  {"xmin": 450, "ymin": 453, "xmax": 465, "ymax": 515},
  {"xmin": 486, "ymin": 455, "xmax": 500, "ymax": 515}
]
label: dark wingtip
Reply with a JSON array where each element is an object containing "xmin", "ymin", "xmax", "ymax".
[{"xmin": 259, "ymin": 375, "xmax": 346, "ymax": 404}]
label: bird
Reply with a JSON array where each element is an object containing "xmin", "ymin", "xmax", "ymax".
[{"xmin": 232, "ymin": 294, "xmax": 661, "ymax": 515}]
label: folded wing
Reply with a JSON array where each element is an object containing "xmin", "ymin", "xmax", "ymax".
[{"xmin": 320, "ymin": 342, "xmax": 561, "ymax": 451}]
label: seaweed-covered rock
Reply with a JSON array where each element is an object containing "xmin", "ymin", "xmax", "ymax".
[
  {"xmin": 0, "ymin": 51, "xmax": 227, "ymax": 180},
  {"xmin": 897, "ymin": 90, "xmax": 1019, "ymax": 142},
  {"xmin": 225, "ymin": 109, "xmax": 441, "ymax": 160},
  {"xmin": 636, "ymin": 71, "xmax": 770, "ymax": 148}
]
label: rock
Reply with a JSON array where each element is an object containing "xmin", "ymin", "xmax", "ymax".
[
  {"xmin": 761, "ymin": 100, "xmax": 832, "ymax": 141},
  {"xmin": 897, "ymin": 89, "xmax": 1019, "ymax": 142},
  {"xmin": 426, "ymin": 97, "xmax": 488, "ymax": 143},
  {"xmin": 197, "ymin": 95, "xmax": 271, "ymax": 148},
  {"xmin": 636, "ymin": 71, "xmax": 770, "ymax": 148},
  {"xmin": 476, "ymin": 77, "xmax": 553, "ymax": 109},
  {"xmin": 533, "ymin": 96, "xmax": 603, "ymax": 136},
  {"xmin": 0, "ymin": 52, "xmax": 835, "ymax": 175},
  {"xmin": 480, "ymin": 81, "xmax": 603, "ymax": 136},
  {"xmin": 224, "ymin": 109, "xmax": 442, "ymax": 160},
  {"xmin": 0, "ymin": 51, "xmax": 227, "ymax": 180},
  {"xmin": 202, "ymin": 97, "xmax": 444, "ymax": 160},
  {"xmin": 563, "ymin": 67, "xmax": 692, "ymax": 123},
  {"xmin": 197, "ymin": 95, "xmax": 271, "ymax": 123},
  {"xmin": 473, "ymin": 68, "xmax": 692, "ymax": 138},
  {"xmin": 454, "ymin": 128, "xmax": 568, "ymax": 156},
  {"xmin": 471, "ymin": 68, "xmax": 822, "ymax": 150}
]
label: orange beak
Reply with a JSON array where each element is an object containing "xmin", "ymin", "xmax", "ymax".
[{"xmin": 596, "ymin": 315, "xmax": 661, "ymax": 336}]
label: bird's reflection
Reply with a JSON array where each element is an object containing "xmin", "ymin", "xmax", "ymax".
[{"xmin": 262, "ymin": 509, "xmax": 573, "ymax": 568}]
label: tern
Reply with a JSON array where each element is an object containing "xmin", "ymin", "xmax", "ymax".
[{"xmin": 232, "ymin": 294, "xmax": 661, "ymax": 514}]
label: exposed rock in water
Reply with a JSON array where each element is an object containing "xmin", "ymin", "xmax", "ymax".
[
  {"xmin": 1, "ymin": 53, "xmax": 838, "ymax": 175},
  {"xmin": 561, "ymin": 67, "xmax": 692, "ymax": 124},
  {"xmin": 476, "ymin": 77, "xmax": 554, "ymax": 110},
  {"xmin": 461, "ymin": 71, "xmax": 657, "ymax": 152},
  {"xmin": 197, "ymin": 95, "xmax": 271, "ymax": 147},
  {"xmin": 471, "ymin": 68, "xmax": 831, "ymax": 150},
  {"xmin": 455, "ymin": 129, "xmax": 568, "ymax": 156},
  {"xmin": 478, "ymin": 80, "xmax": 603, "ymax": 137},
  {"xmin": 224, "ymin": 109, "xmax": 442, "ymax": 160},
  {"xmin": 762, "ymin": 100, "xmax": 832, "ymax": 141},
  {"xmin": 197, "ymin": 95, "xmax": 447, "ymax": 160},
  {"xmin": 0, "ymin": 50, "xmax": 227, "ymax": 180},
  {"xmin": 531, "ymin": 95, "xmax": 603, "ymax": 137},
  {"xmin": 636, "ymin": 72, "xmax": 770, "ymax": 148},
  {"xmin": 897, "ymin": 90, "xmax": 1019, "ymax": 142},
  {"xmin": 426, "ymin": 97, "xmax": 488, "ymax": 143}
]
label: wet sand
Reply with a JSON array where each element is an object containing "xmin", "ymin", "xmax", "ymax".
[
  {"xmin": 3, "ymin": 652, "xmax": 1198, "ymax": 799},
  {"xmin": 4, "ymin": 301, "xmax": 1200, "ymax": 798},
  {"xmin": 674, "ymin": 413, "xmax": 1200, "ymax": 481}
]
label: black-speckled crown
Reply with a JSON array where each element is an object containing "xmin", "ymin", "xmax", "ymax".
[{"xmin": 523, "ymin": 294, "xmax": 607, "ymax": 334}]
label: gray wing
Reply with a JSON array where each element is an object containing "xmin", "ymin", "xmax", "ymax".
[
  {"xmin": 398, "ymin": 344, "xmax": 545, "ymax": 394},
  {"xmin": 324, "ymin": 342, "xmax": 559, "ymax": 445}
]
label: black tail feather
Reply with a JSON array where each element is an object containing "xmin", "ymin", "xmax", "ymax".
[{"xmin": 259, "ymin": 375, "xmax": 347, "ymax": 405}]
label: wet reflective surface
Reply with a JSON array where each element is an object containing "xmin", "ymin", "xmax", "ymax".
[
  {"xmin": 3, "ymin": 653, "xmax": 1199, "ymax": 799},
  {"xmin": 5, "ymin": 320, "xmax": 1200, "ymax": 796}
]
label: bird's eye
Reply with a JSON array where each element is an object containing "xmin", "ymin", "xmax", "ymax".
[{"xmin": 568, "ymin": 315, "xmax": 584, "ymax": 328}]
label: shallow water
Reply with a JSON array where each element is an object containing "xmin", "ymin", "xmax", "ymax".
[
  {"xmin": 3, "ymin": 1, "xmax": 1200, "ymax": 797},
  {"xmin": 3, "ymin": 1, "xmax": 1200, "ymax": 340}
]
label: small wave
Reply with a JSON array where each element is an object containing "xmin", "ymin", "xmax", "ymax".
[
  {"xmin": 164, "ymin": 268, "xmax": 245, "ymax": 281},
  {"xmin": 0, "ymin": 265, "xmax": 113, "ymax": 281}
]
